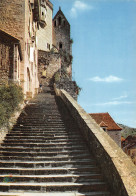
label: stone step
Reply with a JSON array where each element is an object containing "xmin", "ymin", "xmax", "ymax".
[
  {"xmin": 18, "ymin": 113, "xmax": 62, "ymax": 116},
  {"xmin": 7, "ymin": 133, "xmax": 80, "ymax": 137},
  {"xmin": 0, "ymin": 167, "xmax": 100, "ymax": 175},
  {"xmin": 22, "ymin": 111, "xmax": 60, "ymax": 114},
  {"xmin": 11, "ymin": 129, "xmax": 77, "ymax": 133},
  {"xmin": 20, "ymin": 112, "xmax": 61, "ymax": 115},
  {"xmin": 0, "ymin": 155, "xmax": 92, "ymax": 161},
  {"xmin": 5, "ymin": 135, "xmax": 81, "ymax": 140},
  {"xmin": 4, "ymin": 137, "xmax": 81, "ymax": 142},
  {"xmin": 19, "ymin": 114, "xmax": 62, "ymax": 119},
  {"xmin": 0, "ymin": 160, "xmax": 95, "ymax": 168},
  {"xmin": 0, "ymin": 150, "xmax": 90, "ymax": 157},
  {"xmin": 1, "ymin": 142, "xmax": 86, "ymax": 148},
  {"xmin": 0, "ymin": 191, "xmax": 112, "ymax": 196},
  {"xmin": 12, "ymin": 127, "xmax": 68, "ymax": 131},
  {"xmin": 0, "ymin": 146, "xmax": 87, "ymax": 152},
  {"xmin": 16, "ymin": 120, "xmax": 65, "ymax": 124},
  {"xmin": 18, "ymin": 117, "xmax": 61, "ymax": 120},
  {"xmin": 14, "ymin": 125, "xmax": 66, "ymax": 128},
  {"xmin": 0, "ymin": 182, "xmax": 108, "ymax": 192},
  {"xmin": 0, "ymin": 159, "xmax": 96, "ymax": 167},
  {"xmin": 0, "ymin": 173, "xmax": 103, "ymax": 183},
  {"xmin": 16, "ymin": 122, "xmax": 65, "ymax": 126},
  {"xmin": 3, "ymin": 139, "xmax": 84, "ymax": 144}
]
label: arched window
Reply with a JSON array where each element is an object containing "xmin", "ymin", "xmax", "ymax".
[
  {"xmin": 54, "ymin": 20, "xmax": 56, "ymax": 27},
  {"xmin": 63, "ymin": 20, "xmax": 66, "ymax": 26},
  {"xmin": 59, "ymin": 42, "xmax": 62, "ymax": 49},
  {"xmin": 58, "ymin": 17, "xmax": 61, "ymax": 26}
]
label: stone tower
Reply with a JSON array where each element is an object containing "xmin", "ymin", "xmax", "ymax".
[
  {"xmin": 53, "ymin": 7, "xmax": 71, "ymax": 55},
  {"xmin": 53, "ymin": 7, "xmax": 72, "ymax": 78}
]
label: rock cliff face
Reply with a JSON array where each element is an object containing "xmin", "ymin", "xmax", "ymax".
[{"xmin": 119, "ymin": 124, "xmax": 136, "ymax": 138}]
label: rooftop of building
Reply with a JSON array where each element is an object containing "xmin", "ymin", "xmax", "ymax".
[{"xmin": 89, "ymin": 112, "xmax": 122, "ymax": 131}]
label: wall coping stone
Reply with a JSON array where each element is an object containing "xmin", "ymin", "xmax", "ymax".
[{"xmin": 54, "ymin": 87, "xmax": 136, "ymax": 196}]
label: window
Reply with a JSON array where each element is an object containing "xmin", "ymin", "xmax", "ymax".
[
  {"xmin": 47, "ymin": 43, "xmax": 50, "ymax": 50},
  {"xmin": 103, "ymin": 128, "xmax": 106, "ymax": 132},
  {"xmin": 59, "ymin": 43, "xmax": 62, "ymax": 49},
  {"xmin": 58, "ymin": 17, "xmax": 61, "ymax": 26},
  {"xmin": 63, "ymin": 20, "xmax": 66, "ymax": 26},
  {"xmin": 54, "ymin": 20, "xmax": 56, "ymax": 27}
]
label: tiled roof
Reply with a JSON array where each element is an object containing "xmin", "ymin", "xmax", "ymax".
[{"xmin": 89, "ymin": 113, "xmax": 122, "ymax": 131}]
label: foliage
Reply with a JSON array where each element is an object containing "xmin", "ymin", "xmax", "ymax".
[
  {"xmin": 74, "ymin": 82, "xmax": 82, "ymax": 95},
  {"xmin": 0, "ymin": 84, "xmax": 24, "ymax": 127},
  {"xmin": 76, "ymin": 86, "xmax": 82, "ymax": 95},
  {"xmin": 54, "ymin": 72, "xmax": 61, "ymax": 82},
  {"xmin": 70, "ymin": 39, "xmax": 74, "ymax": 44}
]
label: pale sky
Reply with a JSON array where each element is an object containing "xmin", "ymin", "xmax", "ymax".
[{"xmin": 51, "ymin": 0, "xmax": 136, "ymax": 128}]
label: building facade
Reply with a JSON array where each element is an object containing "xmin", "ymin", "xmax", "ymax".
[
  {"xmin": 36, "ymin": 0, "xmax": 53, "ymax": 51},
  {"xmin": 0, "ymin": 0, "xmax": 41, "ymax": 98}
]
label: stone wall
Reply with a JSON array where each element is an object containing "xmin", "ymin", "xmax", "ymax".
[
  {"xmin": 38, "ymin": 50, "xmax": 60, "ymax": 85},
  {"xmin": 55, "ymin": 79, "xmax": 78, "ymax": 100},
  {"xmin": 55, "ymin": 88, "xmax": 136, "ymax": 196},
  {"xmin": 0, "ymin": 42, "xmax": 12, "ymax": 84},
  {"xmin": 0, "ymin": 0, "xmax": 25, "ymax": 84},
  {"xmin": 0, "ymin": 39, "xmax": 15, "ymax": 84},
  {"xmin": 107, "ymin": 130, "xmax": 121, "ymax": 147},
  {"xmin": 38, "ymin": 50, "xmax": 76, "ymax": 99}
]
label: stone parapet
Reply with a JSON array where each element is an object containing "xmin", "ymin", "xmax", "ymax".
[
  {"xmin": 55, "ymin": 88, "xmax": 136, "ymax": 196},
  {"xmin": 0, "ymin": 103, "xmax": 25, "ymax": 145}
]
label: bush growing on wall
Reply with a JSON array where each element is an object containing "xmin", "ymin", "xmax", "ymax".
[{"xmin": 0, "ymin": 84, "xmax": 24, "ymax": 127}]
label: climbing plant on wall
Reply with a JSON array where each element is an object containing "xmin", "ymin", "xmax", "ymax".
[{"xmin": 0, "ymin": 84, "xmax": 24, "ymax": 127}]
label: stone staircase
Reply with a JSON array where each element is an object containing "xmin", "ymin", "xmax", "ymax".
[{"xmin": 0, "ymin": 86, "xmax": 113, "ymax": 196}]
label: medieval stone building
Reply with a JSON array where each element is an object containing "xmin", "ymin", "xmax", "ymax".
[
  {"xmin": 0, "ymin": 0, "xmax": 77, "ymax": 99},
  {"xmin": 0, "ymin": 0, "xmax": 42, "ymax": 98},
  {"xmin": 37, "ymin": 5, "xmax": 76, "ymax": 98}
]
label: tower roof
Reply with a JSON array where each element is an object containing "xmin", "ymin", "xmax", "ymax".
[{"xmin": 53, "ymin": 7, "xmax": 70, "ymax": 26}]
